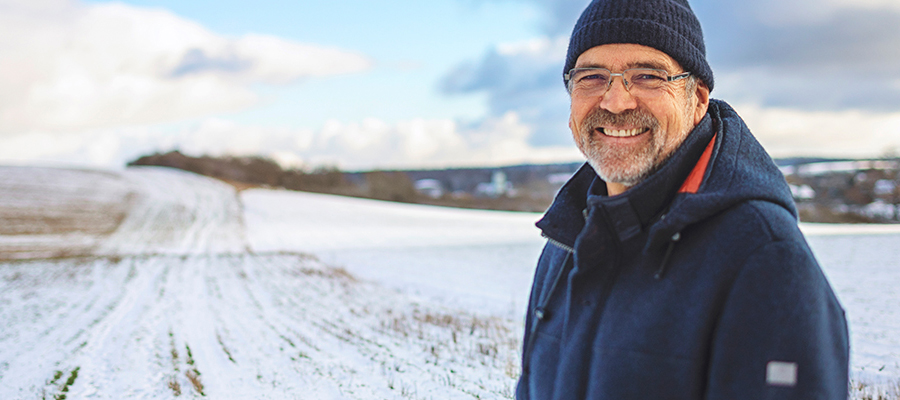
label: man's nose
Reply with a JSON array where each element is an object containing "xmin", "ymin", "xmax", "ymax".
[{"xmin": 599, "ymin": 77, "xmax": 638, "ymax": 114}]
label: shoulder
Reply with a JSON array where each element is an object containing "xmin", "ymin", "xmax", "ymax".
[
  {"xmin": 698, "ymin": 199, "xmax": 805, "ymax": 250},
  {"xmin": 669, "ymin": 198, "xmax": 825, "ymax": 294},
  {"xmin": 687, "ymin": 199, "xmax": 843, "ymax": 328},
  {"xmin": 700, "ymin": 200, "xmax": 833, "ymax": 300}
]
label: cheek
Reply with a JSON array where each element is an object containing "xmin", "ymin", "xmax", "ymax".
[
  {"xmin": 655, "ymin": 97, "xmax": 689, "ymax": 133},
  {"xmin": 570, "ymin": 98, "xmax": 596, "ymax": 130},
  {"xmin": 569, "ymin": 103, "xmax": 586, "ymax": 136}
]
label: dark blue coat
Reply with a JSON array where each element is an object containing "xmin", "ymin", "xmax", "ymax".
[{"xmin": 516, "ymin": 100, "xmax": 849, "ymax": 399}]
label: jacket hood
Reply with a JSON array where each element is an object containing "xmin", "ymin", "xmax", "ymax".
[
  {"xmin": 538, "ymin": 99, "xmax": 796, "ymax": 256},
  {"xmin": 644, "ymin": 99, "xmax": 796, "ymax": 253}
]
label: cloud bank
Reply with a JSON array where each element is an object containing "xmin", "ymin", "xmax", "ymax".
[
  {"xmin": 441, "ymin": 37, "xmax": 572, "ymax": 146},
  {"xmin": 472, "ymin": 0, "xmax": 900, "ymax": 111},
  {"xmin": 0, "ymin": 0, "xmax": 583, "ymax": 170},
  {"xmin": 698, "ymin": 0, "xmax": 900, "ymax": 110},
  {"xmin": 443, "ymin": 0, "xmax": 900, "ymax": 158},
  {"xmin": 0, "ymin": 0, "xmax": 372, "ymax": 134},
  {"xmin": 5, "ymin": 0, "xmax": 900, "ymax": 169},
  {"xmin": 0, "ymin": 115, "xmax": 582, "ymax": 170}
]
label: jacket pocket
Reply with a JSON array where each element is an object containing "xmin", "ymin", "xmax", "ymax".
[{"xmin": 527, "ymin": 331, "xmax": 561, "ymax": 399}]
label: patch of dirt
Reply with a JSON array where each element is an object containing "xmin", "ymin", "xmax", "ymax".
[
  {"xmin": 0, "ymin": 196, "xmax": 135, "ymax": 236},
  {"xmin": 216, "ymin": 179, "xmax": 263, "ymax": 192},
  {"xmin": 0, "ymin": 166, "xmax": 138, "ymax": 260}
]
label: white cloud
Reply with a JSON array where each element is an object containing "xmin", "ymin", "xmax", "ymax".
[
  {"xmin": 0, "ymin": 0, "xmax": 372, "ymax": 134},
  {"xmin": 0, "ymin": 127, "xmax": 152, "ymax": 168},
  {"xmin": 441, "ymin": 1, "xmax": 900, "ymax": 160},
  {"xmin": 289, "ymin": 112, "xmax": 580, "ymax": 170},
  {"xmin": 734, "ymin": 103, "xmax": 900, "ymax": 159},
  {"xmin": 12, "ymin": 102, "xmax": 900, "ymax": 172},
  {"xmin": 0, "ymin": 114, "xmax": 583, "ymax": 170},
  {"xmin": 231, "ymin": 34, "xmax": 370, "ymax": 83},
  {"xmin": 495, "ymin": 36, "xmax": 568, "ymax": 58},
  {"xmin": 441, "ymin": 35, "xmax": 571, "ymax": 147},
  {"xmin": 179, "ymin": 118, "xmax": 299, "ymax": 158}
]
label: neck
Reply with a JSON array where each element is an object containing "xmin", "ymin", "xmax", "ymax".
[{"xmin": 606, "ymin": 181, "xmax": 629, "ymax": 196}]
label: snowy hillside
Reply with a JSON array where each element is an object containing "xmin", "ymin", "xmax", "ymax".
[
  {"xmin": 241, "ymin": 189, "xmax": 544, "ymax": 318},
  {"xmin": 1, "ymin": 166, "xmax": 898, "ymax": 399},
  {"xmin": 0, "ymin": 167, "xmax": 133, "ymax": 260},
  {"xmin": 0, "ymin": 166, "xmax": 521, "ymax": 399}
]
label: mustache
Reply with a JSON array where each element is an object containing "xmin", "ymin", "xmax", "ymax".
[{"xmin": 581, "ymin": 107, "xmax": 659, "ymax": 132}]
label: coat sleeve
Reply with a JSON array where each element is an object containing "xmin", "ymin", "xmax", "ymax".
[{"xmin": 704, "ymin": 240, "xmax": 849, "ymax": 400}]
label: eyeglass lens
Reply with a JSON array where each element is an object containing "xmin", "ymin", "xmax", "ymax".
[{"xmin": 568, "ymin": 68, "xmax": 675, "ymax": 97}]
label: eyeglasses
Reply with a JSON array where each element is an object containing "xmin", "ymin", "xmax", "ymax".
[{"xmin": 564, "ymin": 68, "xmax": 691, "ymax": 98}]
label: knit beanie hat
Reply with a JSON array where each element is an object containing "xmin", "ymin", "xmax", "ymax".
[{"xmin": 563, "ymin": 0, "xmax": 714, "ymax": 91}]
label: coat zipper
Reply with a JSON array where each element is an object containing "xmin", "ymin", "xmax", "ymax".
[
  {"xmin": 541, "ymin": 232, "xmax": 575, "ymax": 253},
  {"xmin": 521, "ymin": 249, "xmax": 572, "ymax": 380}
]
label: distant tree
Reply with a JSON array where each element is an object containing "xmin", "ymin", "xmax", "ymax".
[
  {"xmin": 364, "ymin": 171, "xmax": 419, "ymax": 203},
  {"xmin": 128, "ymin": 151, "xmax": 284, "ymax": 186},
  {"xmin": 282, "ymin": 167, "xmax": 353, "ymax": 194},
  {"xmin": 235, "ymin": 156, "xmax": 282, "ymax": 186}
]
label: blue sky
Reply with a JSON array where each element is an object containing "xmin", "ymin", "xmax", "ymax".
[
  {"xmin": 89, "ymin": 0, "xmax": 539, "ymax": 126},
  {"xmin": 3, "ymin": 0, "xmax": 900, "ymax": 170},
  {"xmin": 1, "ymin": 0, "xmax": 572, "ymax": 169}
]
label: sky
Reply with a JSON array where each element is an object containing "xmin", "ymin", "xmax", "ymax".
[{"xmin": 3, "ymin": 0, "xmax": 900, "ymax": 171}]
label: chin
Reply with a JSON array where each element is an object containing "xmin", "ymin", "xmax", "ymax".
[
  {"xmin": 592, "ymin": 163, "xmax": 649, "ymax": 187},
  {"xmin": 582, "ymin": 146, "xmax": 656, "ymax": 187}
]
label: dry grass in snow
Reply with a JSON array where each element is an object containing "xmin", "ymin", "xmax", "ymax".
[
  {"xmin": 2, "ymin": 165, "xmax": 899, "ymax": 399},
  {"xmin": 0, "ymin": 252, "xmax": 520, "ymax": 399}
]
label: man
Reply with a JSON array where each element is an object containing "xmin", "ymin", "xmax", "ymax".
[{"xmin": 516, "ymin": 0, "xmax": 849, "ymax": 399}]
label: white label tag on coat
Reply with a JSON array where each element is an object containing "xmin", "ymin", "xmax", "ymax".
[{"xmin": 766, "ymin": 361, "xmax": 798, "ymax": 386}]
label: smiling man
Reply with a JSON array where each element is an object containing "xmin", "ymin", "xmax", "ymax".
[{"xmin": 516, "ymin": 0, "xmax": 849, "ymax": 399}]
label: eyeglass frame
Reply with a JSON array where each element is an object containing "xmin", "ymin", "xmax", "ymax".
[{"xmin": 564, "ymin": 67, "xmax": 692, "ymax": 97}]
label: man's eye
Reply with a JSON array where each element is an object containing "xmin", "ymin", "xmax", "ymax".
[
  {"xmin": 632, "ymin": 73, "xmax": 665, "ymax": 82},
  {"xmin": 580, "ymin": 74, "xmax": 607, "ymax": 83}
]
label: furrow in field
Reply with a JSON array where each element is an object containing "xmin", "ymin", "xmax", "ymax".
[
  {"xmin": 96, "ymin": 167, "xmax": 247, "ymax": 256},
  {"xmin": 0, "ymin": 257, "xmax": 133, "ymax": 397}
]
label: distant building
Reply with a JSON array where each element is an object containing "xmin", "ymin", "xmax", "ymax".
[
  {"xmin": 874, "ymin": 179, "xmax": 896, "ymax": 196},
  {"xmin": 492, "ymin": 171, "xmax": 508, "ymax": 196},
  {"xmin": 548, "ymin": 173, "xmax": 573, "ymax": 185},
  {"xmin": 862, "ymin": 200, "xmax": 899, "ymax": 221},
  {"xmin": 789, "ymin": 184, "xmax": 816, "ymax": 201},
  {"xmin": 414, "ymin": 179, "xmax": 444, "ymax": 198},
  {"xmin": 476, "ymin": 171, "xmax": 513, "ymax": 198}
]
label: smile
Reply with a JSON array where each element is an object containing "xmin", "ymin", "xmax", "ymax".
[{"xmin": 599, "ymin": 127, "xmax": 648, "ymax": 137}]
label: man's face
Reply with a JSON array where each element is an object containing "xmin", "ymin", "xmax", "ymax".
[{"xmin": 568, "ymin": 43, "xmax": 709, "ymax": 189}]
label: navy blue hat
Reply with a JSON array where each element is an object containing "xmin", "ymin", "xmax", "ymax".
[{"xmin": 564, "ymin": 0, "xmax": 714, "ymax": 91}]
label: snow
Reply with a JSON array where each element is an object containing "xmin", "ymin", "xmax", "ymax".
[
  {"xmin": 1, "ymin": 165, "xmax": 899, "ymax": 399},
  {"xmin": 0, "ymin": 166, "xmax": 133, "ymax": 259},
  {"xmin": 242, "ymin": 189, "xmax": 544, "ymax": 318},
  {"xmin": 97, "ymin": 167, "xmax": 248, "ymax": 256},
  {"xmin": 1, "ymin": 166, "xmax": 522, "ymax": 399},
  {"xmin": 804, "ymin": 230, "xmax": 900, "ymax": 383}
]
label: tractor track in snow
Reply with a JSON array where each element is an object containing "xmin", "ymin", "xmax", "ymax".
[
  {"xmin": 0, "ymin": 166, "xmax": 520, "ymax": 399},
  {"xmin": 1, "ymin": 253, "xmax": 520, "ymax": 399},
  {"xmin": 6, "ymin": 166, "xmax": 894, "ymax": 399}
]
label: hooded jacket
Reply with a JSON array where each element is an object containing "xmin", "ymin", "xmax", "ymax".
[{"xmin": 516, "ymin": 100, "xmax": 849, "ymax": 400}]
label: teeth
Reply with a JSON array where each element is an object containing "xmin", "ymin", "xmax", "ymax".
[{"xmin": 603, "ymin": 128, "xmax": 644, "ymax": 137}]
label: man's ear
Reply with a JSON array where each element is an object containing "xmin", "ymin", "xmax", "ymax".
[{"xmin": 693, "ymin": 81, "xmax": 710, "ymax": 125}]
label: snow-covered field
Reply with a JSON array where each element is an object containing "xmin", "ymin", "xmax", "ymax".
[{"xmin": 1, "ymin": 165, "xmax": 898, "ymax": 399}]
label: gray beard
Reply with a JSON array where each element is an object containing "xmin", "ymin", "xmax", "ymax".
[
  {"xmin": 576, "ymin": 105, "xmax": 696, "ymax": 187},
  {"xmin": 577, "ymin": 107, "xmax": 662, "ymax": 186}
]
